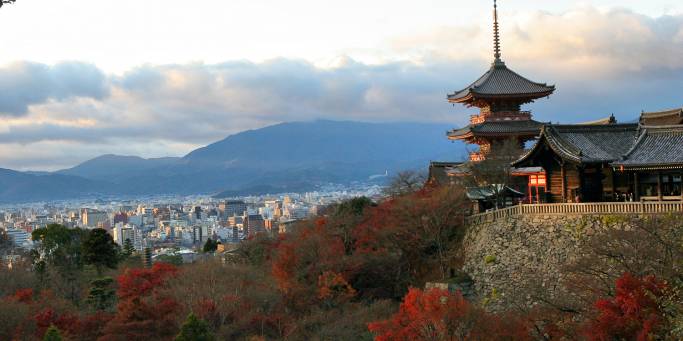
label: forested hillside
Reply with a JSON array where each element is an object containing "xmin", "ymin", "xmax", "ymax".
[{"xmin": 1, "ymin": 186, "xmax": 681, "ymax": 340}]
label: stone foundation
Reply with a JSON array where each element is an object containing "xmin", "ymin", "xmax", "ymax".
[{"xmin": 461, "ymin": 214, "xmax": 642, "ymax": 311}]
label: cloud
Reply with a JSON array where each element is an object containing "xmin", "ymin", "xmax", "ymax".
[
  {"xmin": 393, "ymin": 6, "xmax": 683, "ymax": 74},
  {"xmin": 0, "ymin": 61, "xmax": 109, "ymax": 116},
  {"xmin": 0, "ymin": 6, "xmax": 682, "ymax": 170}
]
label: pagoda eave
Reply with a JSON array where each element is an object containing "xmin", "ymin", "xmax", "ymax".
[
  {"xmin": 447, "ymin": 130, "xmax": 540, "ymax": 141},
  {"xmin": 447, "ymin": 91, "xmax": 554, "ymax": 105}
]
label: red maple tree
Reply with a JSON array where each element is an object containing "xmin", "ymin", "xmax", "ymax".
[
  {"xmin": 368, "ymin": 288, "xmax": 530, "ymax": 341},
  {"xmin": 100, "ymin": 262, "xmax": 181, "ymax": 341},
  {"xmin": 585, "ymin": 273, "xmax": 668, "ymax": 341}
]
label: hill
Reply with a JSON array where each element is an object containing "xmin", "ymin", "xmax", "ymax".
[
  {"xmin": 0, "ymin": 168, "xmax": 116, "ymax": 203},
  {"xmin": 1, "ymin": 120, "xmax": 466, "ymax": 202}
]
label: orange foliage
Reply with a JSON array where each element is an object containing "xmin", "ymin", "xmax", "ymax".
[
  {"xmin": 318, "ymin": 271, "xmax": 356, "ymax": 303},
  {"xmin": 368, "ymin": 288, "xmax": 530, "ymax": 341},
  {"xmin": 100, "ymin": 263, "xmax": 181, "ymax": 341},
  {"xmin": 271, "ymin": 218, "xmax": 347, "ymax": 303},
  {"xmin": 12, "ymin": 288, "xmax": 34, "ymax": 304}
]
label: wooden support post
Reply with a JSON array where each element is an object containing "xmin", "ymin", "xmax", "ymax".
[
  {"xmin": 610, "ymin": 168, "xmax": 625, "ymax": 198},
  {"xmin": 657, "ymin": 172, "xmax": 663, "ymax": 201},
  {"xmin": 561, "ymin": 162, "xmax": 567, "ymax": 203},
  {"xmin": 634, "ymin": 172, "xmax": 640, "ymax": 201}
]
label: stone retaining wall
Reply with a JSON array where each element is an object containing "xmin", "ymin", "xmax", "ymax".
[{"xmin": 461, "ymin": 214, "xmax": 642, "ymax": 311}]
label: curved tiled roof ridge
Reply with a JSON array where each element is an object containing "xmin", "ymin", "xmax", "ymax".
[
  {"xmin": 577, "ymin": 115, "xmax": 617, "ymax": 125},
  {"xmin": 619, "ymin": 127, "xmax": 650, "ymax": 161},
  {"xmin": 513, "ymin": 123, "xmax": 640, "ymax": 166},
  {"xmin": 613, "ymin": 124, "xmax": 683, "ymax": 169}
]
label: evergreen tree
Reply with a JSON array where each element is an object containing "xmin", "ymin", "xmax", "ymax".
[
  {"xmin": 123, "ymin": 238, "xmax": 135, "ymax": 257},
  {"xmin": 82, "ymin": 228, "xmax": 120, "ymax": 275},
  {"xmin": 202, "ymin": 238, "xmax": 217, "ymax": 253},
  {"xmin": 43, "ymin": 325, "xmax": 63, "ymax": 341},
  {"xmin": 87, "ymin": 277, "xmax": 116, "ymax": 311},
  {"xmin": 175, "ymin": 313, "xmax": 214, "ymax": 341}
]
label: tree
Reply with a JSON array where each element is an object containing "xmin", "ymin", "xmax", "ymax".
[
  {"xmin": 175, "ymin": 313, "xmax": 214, "ymax": 341},
  {"xmin": 156, "ymin": 254, "xmax": 183, "ymax": 266},
  {"xmin": 468, "ymin": 138, "xmax": 525, "ymax": 208},
  {"xmin": 87, "ymin": 277, "xmax": 116, "ymax": 311},
  {"xmin": 383, "ymin": 170, "xmax": 426, "ymax": 197},
  {"xmin": 368, "ymin": 288, "xmax": 530, "ymax": 341},
  {"xmin": 82, "ymin": 228, "xmax": 120, "ymax": 275},
  {"xmin": 31, "ymin": 224, "xmax": 86, "ymax": 302},
  {"xmin": 585, "ymin": 273, "xmax": 668, "ymax": 341},
  {"xmin": 202, "ymin": 239, "xmax": 217, "ymax": 253},
  {"xmin": 0, "ymin": 229, "xmax": 12, "ymax": 255},
  {"xmin": 31, "ymin": 224, "xmax": 85, "ymax": 270},
  {"xmin": 43, "ymin": 325, "xmax": 62, "ymax": 341},
  {"xmin": 100, "ymin": 263, "xmax": 180, "ymax": 340},
  {"xmin": 122, "ymin": 239, "xmax": 135, "ymax": 257}
]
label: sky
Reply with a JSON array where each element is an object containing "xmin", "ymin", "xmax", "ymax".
[{"xmin": 0, "ymin": 0, "xmax": 682, "ymax": 170}]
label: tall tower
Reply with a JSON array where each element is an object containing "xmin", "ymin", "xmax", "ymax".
[{"xmin": 447, "ymin": 0, "xmax": 555, "ymax": 161}]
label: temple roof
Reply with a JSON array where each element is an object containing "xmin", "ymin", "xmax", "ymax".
[
  {"xmin": 448, "ymin": 61, "xmax": 555, "ymax": 103},
  {"xmin": 612, "ymin": 125, "xmax": 683, "ymax": 170},
  {"xmin": 466, "ymin": 185, "xmax": 525, "ymax": 201},
  {"xmin": 640, "ymin": 108, "xmax": 683, "ymax": 126},
  {"xmin": 428, "ymin": 162, "xmax": 468, "ymax": 186},
  {"xmin": 448, "ymin": 119, "xmax": 544, "ymax": 140},
  {"xmin": 514, "ymin": 123, "xmax": 639, "ymax": 165}
]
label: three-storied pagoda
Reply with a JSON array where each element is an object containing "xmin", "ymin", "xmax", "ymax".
[{"xmin": 447, "ymin": 0, "xmax": 555, "ymax": 161}]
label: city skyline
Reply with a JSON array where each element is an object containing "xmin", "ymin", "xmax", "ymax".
[{"xmin": 0, "ymin": 1, "xmax": 683, "ymax": 170}]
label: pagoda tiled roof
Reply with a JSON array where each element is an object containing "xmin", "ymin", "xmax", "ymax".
[
  {"xmin": 448, "ymin": 119, "xmax": 544, "ymax": 140},
  {"xmin": 514, "ymin": 123, "xmax": 639, "ymax": 165},
  {"xmin": 612, "ymin": 125, "xmax": 683, "ymax": 170},
  {"xmin": 448, "ymin": 61, "xmax": 555, "ymax": 103}
]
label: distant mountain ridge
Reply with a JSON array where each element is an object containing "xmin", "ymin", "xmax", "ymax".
[{"xmin": 0, "ymin": 120, "xmax": 466, "ymax": 203}]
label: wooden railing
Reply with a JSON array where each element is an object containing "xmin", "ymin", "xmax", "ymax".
[{"xmin": 466, "ymin": 202, "xmax": 683, "ymax": 224}]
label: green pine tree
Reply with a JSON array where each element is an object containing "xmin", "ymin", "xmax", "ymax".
[
  {"xmin": 123, "ymin": 238, "xmax": 135, "ymax": 257},
  {"xmin": 43, "ymin": 325, "xmax": 63, "ymax": 341},
  {"xmin": 202, "ymin": 238, "xmax": 217, "ymax": 253},
  {"xmin": 87, "ymin": 277, "xmax": 116, "ymax": 311},
  {"xmin": 175, "ymin": 313, "xmax": 214, "ymax": 341}
]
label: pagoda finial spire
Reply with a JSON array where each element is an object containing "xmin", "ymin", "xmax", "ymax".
[{"xmin": 493, "ymin": 0, "xmax": 502, "ymax": 63}]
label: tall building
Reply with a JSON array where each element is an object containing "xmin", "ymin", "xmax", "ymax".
[
  {"xmin": 4, "ymin": 228, "xmax": 31, "ymax": 249},
  {"xmin": 81, "ymin": 209, "xmax": 108, "ymax": 228},
  {"xmin": 244, "ymin": 214, "xmax": 265, "ymax": 236},
  {"xmin": 219, "ymin": 200, "xmax": 248, "ymax": 220},
  {"xmin": 447, "ymin": 0, "xmax": 555, "ymax": 161},
  {"xmin": 113, "ymin": 224, "xmax": 143, "ymax": 251}
]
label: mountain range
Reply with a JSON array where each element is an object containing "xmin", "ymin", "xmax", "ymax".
[{"xmin": 0, "ymin": 120, "xmax": 466, "ymax": 203}]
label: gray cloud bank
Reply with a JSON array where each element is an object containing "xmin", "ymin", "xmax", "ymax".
[
  {"xmin": 0, "ymin": 7, "xmax": 682, "ymax": 170},
  {"xmin": 0, "ymin": 61, "xmax": 108, "ymax": 116}
]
